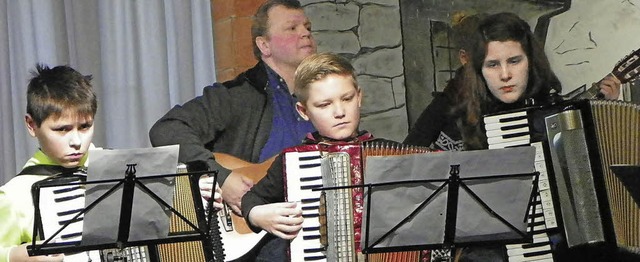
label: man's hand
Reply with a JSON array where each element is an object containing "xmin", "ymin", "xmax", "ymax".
[
  {"xmin": 199, "ymin": 175, "xmax": 223, "ymax": 210},
  {"xmin": 598, "ymin": 74, "xmax": 622, "ymax": 100},
  {"xmin": 248, "ymin": 202, "xmax": 303, "ymax": 240},
  {"xmin": 220, "ymin": 171, "xmax": 254, "ymax": 215},
  {"xmin": 9, "ymin": 244, "xmax": 64, "ymax": 262}
]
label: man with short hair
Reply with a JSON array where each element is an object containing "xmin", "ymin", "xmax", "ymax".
[{"xmin": 149, "ymin": 0, "xmax": 316, "ymax": 260}]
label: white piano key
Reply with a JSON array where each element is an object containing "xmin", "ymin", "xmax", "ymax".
[
  {"xmin": 286, "ymin": 151, "xmax": 327, "ymax": 262},
  {"xmin": 508, "ymin": 252, "xmax": 553, "ymax": 262},
  {"xmin": 487, "ymin": 134, "xmax": 531, "ymax": 145},
  {"xmin": 485, "ymin": 116, "xmax": 559, "ymax": 262},
  {"xmin": 507, "ymin": 244, "xmax": 552, "ymax": 256},
  {"xmin": 488, "ymin": 139, "xmax": 531, "ymax": 149}
]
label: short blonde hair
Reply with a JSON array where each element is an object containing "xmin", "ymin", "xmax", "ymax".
[{"xmin": 294, "ymin": 53, "xmax": 358, "ymax": 104}]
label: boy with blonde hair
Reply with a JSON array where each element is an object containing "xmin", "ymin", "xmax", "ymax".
[{"xmin": 241, "ymin": 52, "xmax": 366, "ymax": 240}]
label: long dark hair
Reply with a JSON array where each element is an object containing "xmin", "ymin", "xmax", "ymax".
[{"xmin": 455, "ymin": 12, "xmax": 562, "ymax": 150}]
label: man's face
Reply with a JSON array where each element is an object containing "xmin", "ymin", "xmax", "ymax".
[
  {"xmin": 26, "ymin": 111, "xmax": 94, "ymax": 168},
  {"xmin": 296, "ymin": 74, "xmax": 361, "ymax": 141},
  {"xmin": 260, "ymin": 5, "xmax": 317, "ymax": 67},
  {"xmin": 481, "ymin": 40, "xmax": 529, "ymax": 104}
]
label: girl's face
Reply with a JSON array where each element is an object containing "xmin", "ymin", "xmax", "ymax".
[{"xmin": 481, "ymin": 40, "xmax": 529, "ymax": 103}]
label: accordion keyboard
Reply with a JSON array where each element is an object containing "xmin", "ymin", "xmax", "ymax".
[
  {"xmin": 485, "ymin": 111, "xmax": 557, "ymax": 262},
  {"xmin": 39, "ymin": 176, "xmax": 86, "ymax": 243},
  {"xmin": 36, "ymin": 174, "xmax": 151, "ymax": 262},
  {"xmin": 285, "ymin": 150, "xmax": 327, "ymax": 262},
  {"xmin": 36, "ymin": 175, "xmax": 103, "ymax": 261}
]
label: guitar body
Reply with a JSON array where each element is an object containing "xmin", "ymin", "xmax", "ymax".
[{"xmin": 212, "ymin": 153, "xmax": 276, "ymax": 261}]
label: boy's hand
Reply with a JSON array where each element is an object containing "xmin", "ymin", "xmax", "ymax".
[
  {"xmin": 248, "ymin": 202, "xmax": 303, "ymax": 240},
  {"xmin": 220, "ymin": 171, "xmax": 254, "ymax": 215},
  {"xmin": 10, "ymin": 244, "xmax": 64, "ymax": 262},
  {"xmin": 198, "ymin": 175, "xmax": 223, "ymax": 210},
  {"xmin": 598, "ymin": 74, "xmax": 621, "ymax": 100}
]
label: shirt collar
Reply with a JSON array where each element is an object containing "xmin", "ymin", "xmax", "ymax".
[{"xmin": 264, "ymin": 64, "xmax": 287, "ymax": 91}]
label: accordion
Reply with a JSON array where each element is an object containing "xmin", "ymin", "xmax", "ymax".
[
  {"xmin": 283, "ymin": 139, "xmax": 433, "ymax": 262},
  {"xmin": 484, "ymin": 99, "xmax": 640, "ymax": 261},
  {"xmin": 31, "ymin": 164, "xmax": 215, "ymax": 262},
  {"xmin": 31, "ymin": 173, "xmax": 153, "ymax": 262}
]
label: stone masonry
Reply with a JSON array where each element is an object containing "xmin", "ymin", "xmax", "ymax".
[{"xmin": 302, "ymin": 0, "xmax": 408, "ymax": 142}]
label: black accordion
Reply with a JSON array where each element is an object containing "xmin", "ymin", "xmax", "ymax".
[{"xmin": 484, "ymin": 99, "xmax": 640, "ymax": 261}]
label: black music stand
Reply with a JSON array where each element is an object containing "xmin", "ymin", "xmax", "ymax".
[
  {"xmin": 27, "ymin": 146, "xmax": 221, "ymax": 262},
  {"xmin": 358, "ymin": 147, "xmax": 538, "ymax": 253}
]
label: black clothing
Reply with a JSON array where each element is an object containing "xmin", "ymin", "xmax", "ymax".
[
  {"xmin": 149, "ymin": 62, "xmax": 274, "ymax": 185},
  {"xmin": 404, "ymin": 92, "xmax": 464, "ymax": 151}
]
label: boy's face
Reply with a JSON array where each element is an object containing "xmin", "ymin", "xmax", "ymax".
[
  {"xmin": 25, "ymin": 111, "xmax": 94, "ymax": 168},
  {"xmin": 296, "ymin": 74, "xmax": 362, "ymax": 141}
]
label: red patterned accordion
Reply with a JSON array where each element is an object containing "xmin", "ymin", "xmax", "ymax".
[{"xmin": 282, "ymin": 139, "xmax": 432, "ymax": 262}]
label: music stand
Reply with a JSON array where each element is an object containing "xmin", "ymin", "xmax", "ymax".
[
  {"xmin": 27, "ymin": 146, "xmax": 220, "ymax": 262},
  {"xmin": 358, "ymin": 147, "xmax": 538, "ymax": 253}
]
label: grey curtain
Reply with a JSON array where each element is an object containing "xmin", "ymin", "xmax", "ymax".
[{"xmin": 0, "ymin": 0, "xmax": 216, "ymax": 184}]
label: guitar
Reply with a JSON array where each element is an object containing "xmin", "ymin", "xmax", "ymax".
[
  {"xmin": 563, "ymin": 48, "xmax": 640, "ymax": 100},
  {"xmin": 211, "ymin": 152, "xmax": 276, "ymax": 261}
]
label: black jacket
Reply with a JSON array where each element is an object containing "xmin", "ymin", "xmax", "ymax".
[{"xmin": 149, "ymin": 62, "xmax": 274, "ymax": 184}]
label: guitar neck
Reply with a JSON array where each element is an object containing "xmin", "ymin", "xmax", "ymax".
[{"xmin": 574, "ymin": 82, "xmax": 604, "ymax": 100}]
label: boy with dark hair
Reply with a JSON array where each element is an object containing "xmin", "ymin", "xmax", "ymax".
[{"xmin": 0, "ymin": 64, "xmax": 97, "ymax": 262}]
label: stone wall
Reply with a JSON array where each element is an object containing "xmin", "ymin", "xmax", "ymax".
[{"xmin": 302, "ymin": 0, "xmax": 408, "ymax": 142}]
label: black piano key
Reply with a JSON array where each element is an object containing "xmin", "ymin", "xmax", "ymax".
[
  {"xmin": 501, "ymin": 123, "xmax": 529, "ymax": 131},
  {"xmin": 304, "ymin": 248, "xmax": 325, "ymax": 253},
  {"xmin": 301, "ymin": 198, "xmax": 320, "ymax": 203},
  {"xmin": 58, "ymin": 208, "xmax": 83, "ymax": 217},
  {"xmin": 529, "ymin": 220, "xmax": 545, "ymax": 227},
  {"xmin": 529, "ymin": 212, "xmax": 544, "ymax": 218},
  {"xmin": 59, "ymin": 217, "xmax": 83, "ymax": 226},
  {"xmin": 55, "ymin": 194, "xmax": 84, "ymax": 202},
  {"xmin": 61, "ymin": 232, "xmax": 83, "ymax": 239},
  {"xmin": 500, "ymin": 115, "xmax": 528, "ymax": 123},
  {"xmin": 301, "ymin": 205, "xmax": 319, "ymax": 211},
  {"xmin": 300, "ymin": 176, "xmax": 323, "ymax": 182},
  {"xmin": 502, "ymin": 131, "xmax": 530, "ymax": 139},
  {"xmin": 300, "ymin": 163, "xmax": 321, "ymax": 169},
  {"xmin": 299, "ymin": 155, "xmax": 321, "ymax": 161},
  {"xmin": 521, "ymin": 241, "xmax": 551, "ymax": 249},
  {"xmin": 523, "ymin": 249, "xmax": 552, "ymax": 257},
  {"xmin": 301, "ymin": 184, "xmax": 323, "ymax": 190},
  {"xmin": 302, "ymin": 213, "xmax": 320, "ymax": 218},
  {"xmin": 53, "ymin": 186, "xmax": 82, "ymax": 194},
  {"xmin": 303, "ymin": 226, "xmax": 320, "ymax": 231},
  {"xmin": 303, "ymin": 234, "xmax": 321, "ymax": 240},
  {"xmin": 304, "ymin": 255, "xmax": 327, "ymax": 261}
]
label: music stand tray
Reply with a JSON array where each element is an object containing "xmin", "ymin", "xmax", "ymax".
[{"xmin": 360, "ymin": 147, "xmax": 538, "ymax": 253}]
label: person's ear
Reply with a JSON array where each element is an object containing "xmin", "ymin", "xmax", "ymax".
[
  {"xmin": 356, "ymin": 88, "xmax": 363, "ymax": 108},
  {"xmin": 256, "ymin": 36, "xmax": 271, "ymax": 57},
  {"xmin": 25, "ymin": 114, "xmax": 37, "ymax": 137},
  {"xmin": 459, "ymin": 49, "xmax": 469, "ymax": 65},
  {"xmin": 295, "ymin": 102, "xmax": 310, "ymax": 121}
]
